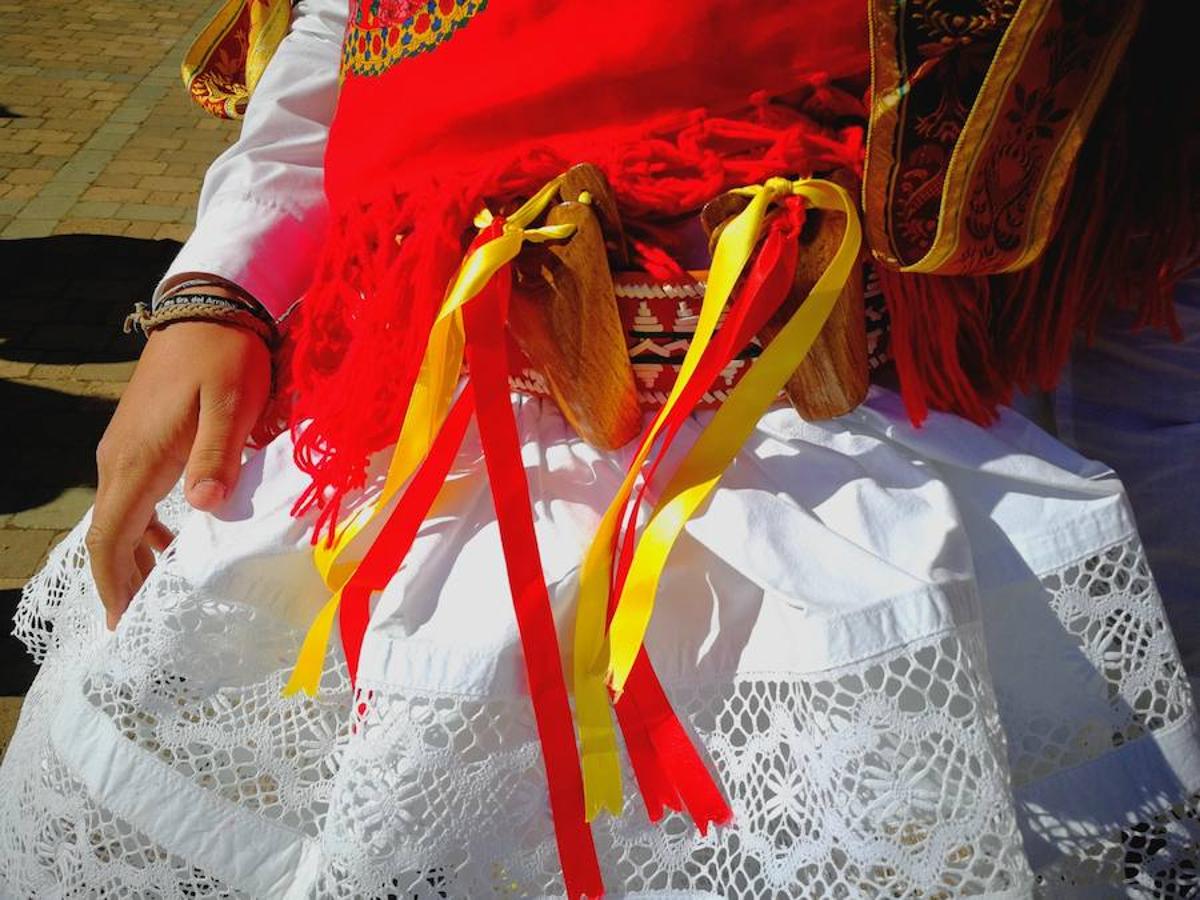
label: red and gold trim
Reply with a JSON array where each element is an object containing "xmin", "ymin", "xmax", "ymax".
[
  {"xmin": 864, "ymin": 0, "xmax": 1143, "ymax": 275},
  {"xmin": 342, "ymin": 0, "xmax": 489, "ymax": 78},
  {"xmin": 182, "ymin": 0, "xmax": 291, "ymax": 119}
]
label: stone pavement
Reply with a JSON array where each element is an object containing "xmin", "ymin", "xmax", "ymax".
[{"xmin": 1, "ymin": 0, "xmax": 242, "ymax": 746}]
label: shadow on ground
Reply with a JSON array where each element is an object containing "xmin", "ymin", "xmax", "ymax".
[
  {"xmin": 0, "ymin": 235, "xmax": 181, "ymax": 515},
  {"xmin": 2, "ymin": 236, "xmax": 182, "ymax": 695},
  {"xmin": 0, "ymin": 590, "xmax": 36, "ymax": 695}
]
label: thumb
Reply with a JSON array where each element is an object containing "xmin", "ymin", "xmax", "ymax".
[{"xmin": 184, "ymin": 385, "xmax": 253, "ymax": 511}]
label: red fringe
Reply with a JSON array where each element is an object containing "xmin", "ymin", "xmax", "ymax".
[
  {"xmin": 877, "ymin": 268, "xmax": 1006, "ymax": 425},
  {"xmin": 285, "ymin": 185, "xmax": 480, "ymax": 542},
  {"xmin": 262, "ymin": 94, "xmax": 865, "ymax": 535}
]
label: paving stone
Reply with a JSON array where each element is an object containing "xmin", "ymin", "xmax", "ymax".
[
  {"xmin": 81, "ymin": 185, "xmax": 146, "ymax": 203},
  {"xmin": 5, "ymin": 169, "xmax": 53, "ymax": 186},
  {"xmin": 0, "ymin": 360, "xmax": 34, "ymax": 379},
  {"xmin": 117, "ymin": 203, "xmax": 187, "ymax": 222},
  {"xmin": 153, "ymin": 223, "xmax": 193, "ymax": 241},
  {"xmin": 32, "ymin": 142, "xmax": 80, "ymax": 157},
  {"xmin": 52, "ymin": 217, "xmax": 125, "ymax": 235},
  {"xmin": 2, "ymin": 185, "xmax": 40, "ymax": 204},
  {"xmin": 72, "ymin": 361, "xmax": 137, "ymax": 382},
  {"xmin": 18, "ymin": 129, "xmax": 75, "ymax": 144},
  {"xmin": 0, "ymin": 697, "xmax": 22, "ymax": 759},
  {"xmin": 68, "ymin": 200, "xmax": 121, "ymax": 217},
  {"xmin": 113, "ymin": 146, "xmax": 162, "ymax": 162},
  {"xmin": 19, "ymin": 195, "xmax": 76, "ymax": 219},
  {"xmin": 36, "ymin": 179, "xmax": 86, "ymax": 199},
  {"xmin": 122, "ymin": 221, "xmax": 162, "ymax": 238},
  {"xmin": 82, "ymin": 380, "xmax": 127, "ymax": 400},
  {"xmin": 0, "ymin": 138, "xmax": 36, "ymax": 155},
  {"xmin": 138, "ymin": 174, "xmax": 194, "ymax": 192},
  {"xmin": 26, "ymin": 363, "xmax": 80, "ymax": 381},
  {"xmin": 87, "ymin": 132, "xmax": 133, "ymax": 151},
  {"xmin": 1, "ymin": 219, "xmax": 56, "ymax": 238},
  {"xmin": 0, "ymin": 530, "xmax": 56, "ymax": 581},
  {"xmin": 110, "ymin": 159, "xmax": 170, "ymax": 176},
  {"xmin": 92, "ymin": 172, "xmax": 143, "ymax": 189},
  {"xmin": 8, "ymin": 486, "xmax": 95, "ymax": 531}
]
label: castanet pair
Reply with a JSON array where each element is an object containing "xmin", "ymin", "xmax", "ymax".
[{"xmin": 507, "ymin": 164, "xmax": 869, "ymax": 450}]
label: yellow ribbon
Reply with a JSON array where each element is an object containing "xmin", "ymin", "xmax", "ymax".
[
  {"xmin": 573, "ymin": 179, "xmax": 861, "ymax": 816},
  {"xmin": 283, "ymin": 310, "xmax": 465, "ymax": 696},
  {"xmin": 605, "ymin": 179, "xmax": 861, "ymax": 695},
  {"xmin": 284, "ymin": 177, "xmax": 576, "ymax": 696},
  {"xmin": 572, "ymin": 176, "xmax": 800, "ymax": 818}
]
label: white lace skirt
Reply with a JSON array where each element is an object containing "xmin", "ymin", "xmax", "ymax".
[{"xmin": 2, "ymin": 386, "xmax": 1198, "ymax": 898}]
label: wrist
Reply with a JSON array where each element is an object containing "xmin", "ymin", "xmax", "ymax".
[
  {"xmin": 125, "ymin": 292, "xmax": 278, "ymax": 349},
  {"xmin": 159, "ymin": 277, "xmax": 273, "ymax": 318}
]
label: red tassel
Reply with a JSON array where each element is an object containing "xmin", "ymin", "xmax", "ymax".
[
  {"xmin": 283, "ymin": 186, "xmax": 476, "ymax": 539},
  {"xmin": 877, "ymin": 268, "xmax": 1005, "ymax": 426}
]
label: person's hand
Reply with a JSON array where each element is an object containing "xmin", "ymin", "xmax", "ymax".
[{"xmin": 87, "ymin": 319, "xmax": 271, "ymax": 629}]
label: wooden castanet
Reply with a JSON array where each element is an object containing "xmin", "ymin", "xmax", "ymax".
[
  {"xmin": 508, "ymin": 199, "xmax": 642, "ymax": 449},
  {"xmin": 700, "ymin": 189, "xmax": 868, "ymax": 420},
  {"xmin": 758, "ymin": 207, "xmax": 867, "ymax": 420},
  {"xmin": 558, "ymin": 163, "xmax": 629, "ymax": 267},
  {"xmin": 699, "ymin": 191, "xmax": 749, "ymax": 254}
]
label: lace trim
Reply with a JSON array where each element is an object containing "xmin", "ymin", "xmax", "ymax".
[
  {"xmin": 1034, "ymin": 790, "xmax": 1200, "ymax": 899},
  {"xmin": 306, "ymin": 625, "xmax": 1032, "ymax": 898},
  {"xmin": 2, "ymin": 496, "xmax": 1197, "ymax": 897},
  {"xmin": 0, "ymin": 629, "xmax": 247, "ymax": 897},
  {"xmin": 992, "ymin": 536, "xmax": 1193, "ymax": 786}
]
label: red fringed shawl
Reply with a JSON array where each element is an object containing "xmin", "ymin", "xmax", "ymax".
[
  {"xmin": 283, "ymin": 0, "xmax": 869, "ymax": 528},
  {"xmin": 273, "ymin": 0, "xmax": 1199, "ymax": 522}
]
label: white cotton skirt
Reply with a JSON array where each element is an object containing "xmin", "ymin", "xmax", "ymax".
[{"xmin": 2, "ymin": 385, "xmax": 1198, "ymax": 899}]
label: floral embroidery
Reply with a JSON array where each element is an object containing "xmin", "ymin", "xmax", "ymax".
[
  {"xmin": 342, "ymin": 0, "xmax": 488, "ymax": 78},
  {"xmin": 864, "ymin": 0, "xmax": 1141, "ymax": 273}
]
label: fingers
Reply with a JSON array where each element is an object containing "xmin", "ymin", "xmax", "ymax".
[
  {"xmin": 87, "ymin": 322, "xmax": 270, "ymax": 629},
  {"xmin": 89, "ymin": 433, "xmax": 185, "ymax": 630},
  {"xmin": 89, "ymin": 515, "xmax": 173, "ymax": 631},
  {"xmin": 185, "ymin": 382, "xmax": 258, "ymax": 511},
  {"xmin": 134, "ymin": 539, "xmax": 155, "ymax": 583},
  {"xmin": 146, "ymin": 515, "xmax": 175, "ymax": 552}
]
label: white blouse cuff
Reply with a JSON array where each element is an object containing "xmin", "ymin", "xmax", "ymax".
[{"xmin": 154, "ymin": 192, "xmax": 325, "ymax": 320}]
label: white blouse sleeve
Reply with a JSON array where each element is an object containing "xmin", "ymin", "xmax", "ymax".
[{"xmin": 155, "ymin": 0, "xmax": 347, "ymax": 319}]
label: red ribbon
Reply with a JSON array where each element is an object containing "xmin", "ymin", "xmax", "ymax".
[
  {"xmin": 329, "ymin": 203, "xmax": 805, "ymax": 897},
  {"xmin": 607, "ymin": 198, "xmax": 805, "ymax": 829},
  {"xmin": 456, "ymin": 220, "xmax": 604, "ymax": 899},
  {"xmin": 338, "ymin": 387, "xmax": 477, "ymax": 684}
]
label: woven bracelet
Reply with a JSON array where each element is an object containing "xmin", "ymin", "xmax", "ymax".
[{"xmin": 124, "ymin": 293, "xmax": 278, "ymax": 347}]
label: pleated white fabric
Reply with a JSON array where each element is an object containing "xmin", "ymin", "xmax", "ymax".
[{"xmin": 2, "ymin": 387, "xmax": 1198, "ymax": 898}]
